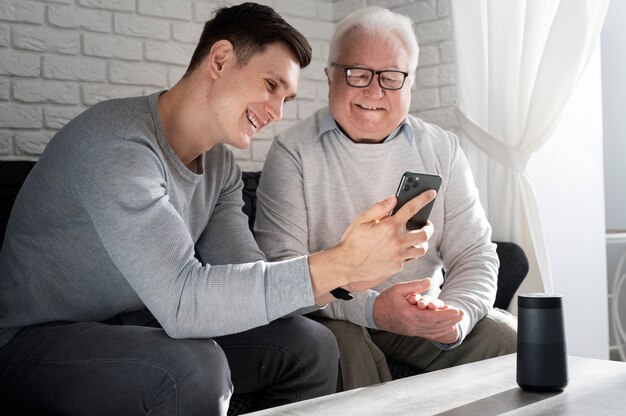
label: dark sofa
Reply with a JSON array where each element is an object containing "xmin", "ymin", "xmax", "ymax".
[{"xmin": 0, "ymin": 162, "xmax": 528, "ymax": 415}]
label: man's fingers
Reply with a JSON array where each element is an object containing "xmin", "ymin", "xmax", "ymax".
[
  {"xmin": 409, "ymin": 294, "xmax": 445, "ymax": 310},
  {"xmin": 403, "ymin": 241, "xmax": 428, "ymax": 261},
  {"xmin": 419, "ymin": 297, "xmax": 444, "ymax": 310},
  {"xmin": 392, "ymin": 190, "xmax": 436, "ymax": 225},
  {"xmin": 412, "ymin": 221, "xmax": 434, "ymax": 240},
  {"xmin": 341, "ymin": 195, "xmax": 394, "ymax": 241},
  {"xmin": 405, "ymin": 302, "xmax": 464, "ymax": 324},
  {"xmin": 340, "ymin": 195, "xmax": 397, "ymax": 242},
  {"xmin": 360, "ymin": 195, "xmax": 397, "ymax": 223},
  {"xmin": 400, "ymin": 279, "xmax": 431, "ymax": 302},
  {"xmin": 425, "ymin": 326, "xmax": 459, "ymax": 341}
]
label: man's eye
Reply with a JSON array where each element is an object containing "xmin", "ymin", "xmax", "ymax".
[
  {"xmin": 381, "ymin": 76, "xmax": 401, "ymax": 85},
  {"xmin": 266, "ymin": 80, "xmax": 277, "ymax": 92},
  {"xmin": 349, "ymin": 73, "xmax": 368, "ymax": 80}
]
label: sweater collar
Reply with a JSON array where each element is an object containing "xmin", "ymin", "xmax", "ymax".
[{"xmin": 317, "ymin": 107, "xmax": 413, "ymax": 145}]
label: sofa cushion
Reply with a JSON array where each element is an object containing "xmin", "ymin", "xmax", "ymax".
[{"xmin": 0, "ymin": 161, "xmax": 36, "ymax": 249}]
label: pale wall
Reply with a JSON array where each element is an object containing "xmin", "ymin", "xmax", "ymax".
[
  {"xmin": 602, "ymin": 0, "xmax": 626, "ymax": 231},
  {"xmin": 0, "ymin": 0, "xmax": 456, "ymax": 171}
]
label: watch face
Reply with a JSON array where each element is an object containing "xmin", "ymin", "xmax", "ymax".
[{"xmin": 330, "ymin": 287, "xmax": 353, "ymax": 300}]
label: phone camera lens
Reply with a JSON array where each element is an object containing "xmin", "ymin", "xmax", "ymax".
[{"xmin": 403, "ymin": 185, "xmax": 410, "ymax": 192}]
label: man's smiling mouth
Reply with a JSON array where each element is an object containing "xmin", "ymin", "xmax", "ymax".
[
  {"xmin": 246, "ymin": 110, "xmax": 262, "ymax": 130},
  {"xmin": 356, "ymin": 104, "xmax": 383, "ymax": 110}
]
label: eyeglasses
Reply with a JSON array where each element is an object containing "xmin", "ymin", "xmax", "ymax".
[{"xmin": 331, "ymin": 63, "xmax": 409, "ymax": 91}]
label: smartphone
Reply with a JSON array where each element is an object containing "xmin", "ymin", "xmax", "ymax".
[{"xmin": 390, "ymin": 171, "xmax": 442, "ymax": 230}]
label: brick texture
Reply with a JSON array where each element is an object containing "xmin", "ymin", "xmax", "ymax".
[
  {"xmin": 12, "ymin": 25, "xmax": 80, "ymax": 55},
  {"xmin": 0, "ymin": 25, "xmax": 11, "ymax": 48},
  {"xmin": 0, "ymin": 0, "xmax": 457, "ymax": 165},
  {"xmin": 0, "ymin": 130, "xmax": 12, "ymax": 155},
  {"xmin": 0, "ymin": 79, "xmax": 9, "ymax": 101},
  {"xmin": 0, "ymin": 0, "xmax": 45, "ymax": 25}
]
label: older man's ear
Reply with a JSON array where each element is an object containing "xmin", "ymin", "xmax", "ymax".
[{"xmin": 324, "ymin": 66, "xmax": 332, "ymax": 87}]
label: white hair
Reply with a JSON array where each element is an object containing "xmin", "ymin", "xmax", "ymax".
[{"xmin": 328, "ymin": 6, "xmax": 419, "ymax": 72}]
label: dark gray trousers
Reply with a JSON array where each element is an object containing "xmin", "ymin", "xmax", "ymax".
[{"xmin": 0, "ymin": 314, "xmax": 338, "ymax": 415}]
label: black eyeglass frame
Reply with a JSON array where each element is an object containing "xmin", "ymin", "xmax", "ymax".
[{"xmin": 330, "ymin": 63, "xmax": 410, "ymax": 91}]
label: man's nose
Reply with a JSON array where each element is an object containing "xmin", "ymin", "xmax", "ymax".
[
  {"xmin": 364, "ymin": 75, "xmax": 385, "ymax": 98},
  {"xmin": 267, "ymin": 98, "xmax": 284, "ymax": 122}
]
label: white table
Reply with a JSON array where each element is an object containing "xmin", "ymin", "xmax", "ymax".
[{"xmin": 247, "ymin": 354, "xmax": 626, "ymax": 415}]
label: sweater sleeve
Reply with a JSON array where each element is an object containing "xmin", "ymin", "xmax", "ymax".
[
  {"xmin": 437, "ymin": 131, "xmax": 498, "ymax": 341},
  {"xmin": 255, "ymin": 135, "xmax": 379, "ymax": 325},
  {"xmin": 255, "ymin": 136, "xmax": 310, "ymax": 260},
  {"xmin": 71, "ymin": 138, "xmax": 315, "ymax": 338},
  {"xmin": 254, "ymin": 136, "xmax": 322, "ymax": 316}
]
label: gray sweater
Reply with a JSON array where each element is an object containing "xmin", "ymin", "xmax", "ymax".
[
  {"xmin": 0, "ymin": 92, "xmax": 314, "ymax": 348},
  {"xmin": 255, "ymin": 108, "xmax": 498, "ymax": 343}
]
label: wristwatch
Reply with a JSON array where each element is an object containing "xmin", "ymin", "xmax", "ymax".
[{"xmin": 330, "ymin": 287, "xmax": 353, "ymax": 300}]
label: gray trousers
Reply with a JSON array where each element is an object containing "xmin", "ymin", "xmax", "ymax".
[
  {"xmin": 314, "ymin": 308, "xmax": 517, "ymax": 391},
  {"xmin": 0, "ymin": 313, "xmax": 339, "ymax": 415}
]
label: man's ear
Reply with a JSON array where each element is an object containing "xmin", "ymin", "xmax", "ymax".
[
  {"xmin": 207, "ymin": 40, "xmax": 235, "ymax": 79},
  {"xmin": 324, "ymin": 66, "xmax": 331, "ymax": 87},
  {"xmin": 408, "ymin": 72, "xmax": 416, "ymax": 91}
]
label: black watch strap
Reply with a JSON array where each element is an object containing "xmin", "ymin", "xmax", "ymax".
[{"xmin": 330, "ymin": 287, "xmax": 353, "ymax": 300}]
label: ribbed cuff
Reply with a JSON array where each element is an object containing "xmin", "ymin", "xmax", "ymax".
[
  {"xmin": 364, "ymin": 291, "xmax": 380, "ymax": 329},
  {"xmin": 265, "ymin": 256, "xmax": 315, "ymax": 321}
]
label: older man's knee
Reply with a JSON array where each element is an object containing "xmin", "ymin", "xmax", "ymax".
[
  {"xmin": 314, "ymin": 318, "xmax": 369, "ymax": 344},
  {"xmin": 477, "ymin": 309, "xmax": 518, "ymax": 355}
]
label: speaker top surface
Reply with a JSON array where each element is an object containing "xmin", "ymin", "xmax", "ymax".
[{"xmin": 518, "ymin": 293, "xmax": 563, "ymax": 309}]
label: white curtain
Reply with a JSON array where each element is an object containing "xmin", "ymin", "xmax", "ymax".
[{"xmin": 451, "ymin": 0, "xmax": 609, "ymax": 302}]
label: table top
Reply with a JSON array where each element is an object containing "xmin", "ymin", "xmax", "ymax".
[{"xmin": 247, "ymin": 354, "xmax": 626, "ymax": 415}]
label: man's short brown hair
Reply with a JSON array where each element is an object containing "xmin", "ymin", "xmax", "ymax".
[{"xmin": 186, "ymin": 2, "xmax": 312, "ymax": 75}]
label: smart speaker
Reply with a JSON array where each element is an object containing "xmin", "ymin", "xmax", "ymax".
[{"xmin": 516, "ymin": 293, "xmax": 568, "ymax": 391}]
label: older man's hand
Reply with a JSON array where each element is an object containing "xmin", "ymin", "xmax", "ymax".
[{"xmin": 373, "ymin": 280, "xmax": 463, "ymax": 343}]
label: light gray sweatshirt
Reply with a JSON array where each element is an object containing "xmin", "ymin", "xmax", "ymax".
[
  {"xmin": 0, "ymin": 92, "xmax": 314, "ymax": 348},
  {"xmin": 255, "ymin": 108, "xmax": 498, "ymax": 344}
]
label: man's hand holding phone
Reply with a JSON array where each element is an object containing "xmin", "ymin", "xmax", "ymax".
[
  {"xmin": 343, "ymin": 199, "xmax": 435, "ymax": 293},
  {"xmin": 308, "ymin": 189, "xmax": 436, "ymax": 302},
  {"xmin": 344, "ymin": 189, "xmax": 436, "ymax": 272}
]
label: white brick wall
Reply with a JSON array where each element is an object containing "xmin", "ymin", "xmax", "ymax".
[{"xmin": 0, "ymin": 0, "xmax": 456, "ymax": 168}]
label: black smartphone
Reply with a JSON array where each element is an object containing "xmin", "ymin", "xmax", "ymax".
[{"xmin": 390, "ymin": 171, "xmax": 442, "ymax": 230}]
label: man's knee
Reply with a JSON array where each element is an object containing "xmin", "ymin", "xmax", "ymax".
[
  {"xmin": 473, "ymin": 308, "xmax": 518, "ymax": 355},
  {"xmin": 154, "ymin": 338, "xmax": 232, "ymax": 413},
  {"xmin": 283, "ymin": 317, "xmax": 340, "ymax": 368},
  {"xmin": 0, "ymin": 327, "xmax": 233, "ymax": 416},
  {"xmin": 257, "ymin": 317, "xmax": 339, "ymax": 401},
  {"xmin": 166, "ymin": 337, "xmax": 231, "ymax": 385},
  {"xmin": 313, "ymin": 318, "xmax": 369, "ymax": 346},
  {"xmin": 310, "ymin": 318, "xmax": 392, "ymax": 391}
]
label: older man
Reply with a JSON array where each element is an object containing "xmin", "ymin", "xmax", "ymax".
[
  {"xmin": 0, "ymin": 3, "xmax": 435, "ymax": 415},
  {"xmin": 255, "ymin": 6, "xmax": 517, "ymax": 391}
]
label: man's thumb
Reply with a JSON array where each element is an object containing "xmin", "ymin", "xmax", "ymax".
[
  {"xmin": 360, "ymin": 195, "xmax": 397, "ymax": 223},
  {"xmin": 400, "ymin": 278, "xmax": 432, "ymax": 298}
]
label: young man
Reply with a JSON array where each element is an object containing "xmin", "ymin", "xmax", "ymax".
[
  {"xmin": 255, "ymin": 6, "xmax": 517, "ymax": 391},
  {"xmin": 0, "ymin": 3, "xmax": 434, "ymax": 415}
]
